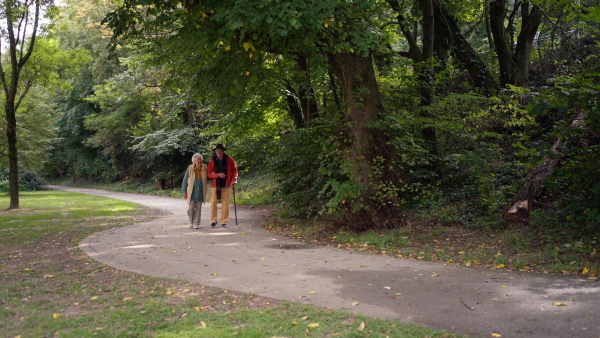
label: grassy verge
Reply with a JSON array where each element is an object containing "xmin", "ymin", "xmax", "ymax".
[
  {"xmin": 1, "ymin": 190, "xmax": 459, "ymax": 337},
  {"xmin": 262, "ymin": 213, "xmax": 600, "ymax": 278}
]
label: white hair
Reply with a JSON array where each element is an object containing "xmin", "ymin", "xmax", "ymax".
[{"xmin": 192, "ymin": 153, "xmax": 203, "ymax": 162}]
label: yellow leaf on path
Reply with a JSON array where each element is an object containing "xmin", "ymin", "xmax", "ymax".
[
  {"xmin": 53, "ymin": 313, "xmax": 62, "ymax": 319},
  {"xmin": 309, "ymin": 291, "xmax": 317, "ymax": 294},
  {"xmin": 491, "ymin": 333, "xmax": 502, "ymax": 337},
  {"xmin": 588, "ymin": 277, "xmax": 598, "ymax": 280},
  {"xmin": 91, "ymin": 296, "xmax": 98, "ymax": 300},
  {"xmin": 553, "ymin": 302, "xmax": 567, "ymax": 306},
  {"xmin": 495, "ymin": 264, "xmax": 505, "ymax": 269},
  {"xmin": 308, "ymin": 323, "xmax": 320, "ymax": 328}
]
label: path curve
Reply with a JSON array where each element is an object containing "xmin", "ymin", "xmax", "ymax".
[{"xmin": 51, "ymin": 186, "xmax": 600, "ymax": 338}]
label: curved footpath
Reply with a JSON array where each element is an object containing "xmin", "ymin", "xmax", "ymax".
[{"xmin": 50, "ymin": 186, "xmax": 599, "ymax": 338}]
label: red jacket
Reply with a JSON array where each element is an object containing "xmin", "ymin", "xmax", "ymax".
[{"xmin": 207, "ymin": 154, "xmax": 238, "ymax": 187}]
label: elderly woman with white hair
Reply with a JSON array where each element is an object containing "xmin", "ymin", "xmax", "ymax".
[{"xmin": 182, "ymin": 153, "xmax": 210, "ymax": 228}]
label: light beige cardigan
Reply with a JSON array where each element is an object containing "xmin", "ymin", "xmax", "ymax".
[{"xmin": 186, "ymin": 163, "xmax": 210, "ymax": 205}]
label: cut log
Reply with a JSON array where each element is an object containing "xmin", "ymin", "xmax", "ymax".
[{"xmin": 503, "ymin": 110, "xmax": 587, "ymax": 222}]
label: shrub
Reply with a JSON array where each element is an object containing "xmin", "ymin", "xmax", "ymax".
[{"xmin": 0, "ymin": 169, "xmax": 47, "ymax": 192}]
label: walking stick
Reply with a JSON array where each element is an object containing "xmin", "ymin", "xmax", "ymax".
[{"xmin": 233, "ymin": 185, "xmax": 238, "ymax": 225}]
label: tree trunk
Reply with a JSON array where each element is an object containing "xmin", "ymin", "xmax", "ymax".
[
  {"xmin": 285, "ymin": 83, "xmax": 305, "ymax": 128},
  {"xmin": 327, "ymin": 51, "xmax": 404, "ymax": 229},
  {"xmin": 295, "ymin": 56, "xmax": 319, "ymax": 121},
  {"xmin": 513, "ymin": 2, "xmax": 542, "ymax": 87},
  {"xmin": 490, "ymin": 0, "xmax": 542, "ymax": 87},
  {"xmin": 1, "ymin": 0, "xmax": 41, "ymax": 210},
  {"xmin": 503, "ymin": 110, "xmax": 588, "ymax": 222},
  {"xmin": 6, "ymin": 103, "xmax": 20, "ymax": 209}
]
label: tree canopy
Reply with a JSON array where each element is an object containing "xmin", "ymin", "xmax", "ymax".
[{"xmin": 5, "ymin": 0, "xmax": 597, "ymax": 236}]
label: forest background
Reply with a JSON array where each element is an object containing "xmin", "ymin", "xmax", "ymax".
[{"xmin": 1, "ymin": 0, "xmax": 599, "ymax": 275}]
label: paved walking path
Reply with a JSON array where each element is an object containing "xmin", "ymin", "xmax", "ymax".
[{"xmin": 51, "ymin": 186, "xmax": 600, "ymax": 338}]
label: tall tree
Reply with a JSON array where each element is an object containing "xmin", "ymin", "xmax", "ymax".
[
  {"xmin": 104, "ymin": 0, "xmax": 407, "ymax": 228},
  {"xmin": 0, "ymin": 0, "xmax": 50, "ymax": 209}
]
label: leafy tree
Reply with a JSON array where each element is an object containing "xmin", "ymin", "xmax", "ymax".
[
  {"xmin": 104, "ymin": 0, "xmax": 411, "ymax": 228},
  {"xmin": 0, "ymin": 0, "xmax": 48, "ymax": 209},
  {"xmin": 1, "ymin": 0, "xmax": 88, "ymax": 208}
]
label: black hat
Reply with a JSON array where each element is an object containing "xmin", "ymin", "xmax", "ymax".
[{"xmin": 213, "ymin": 144, "xmax": 227, "ymax": 151}]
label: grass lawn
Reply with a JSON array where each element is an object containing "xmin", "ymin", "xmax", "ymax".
[{"xmin": 0, "ymin": 190, "xmax": 460, "ymax": 337}]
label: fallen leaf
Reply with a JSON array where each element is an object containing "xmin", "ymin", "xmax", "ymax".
[
  {"xmin": 357, "ymin": 322, "xmax": 365, "ymax": 331},
  {"xmin": 496, "ymin": 264, "xmax": 505, "ymax": 269},
  {"xmin": 122, "ymin": 297, "xmax": 132, "ymax": 301},
  {"xmin": 308, "ymin": 323, "xmax": 320, "ymax": 328},
  {"xmin": 53, "ymin": 313, "xmax": 62, "ymax": 319},
  {"xmin": 458, "ymin": 251, "xmax": 465, "ymax": 254},
  {"xmin": 199, "ymin": 321, "xmax": 207, "ymax": 329},
  {"xmin": 553, "ymin": 302, "xmax": 567, "ymax": 306},
  {"xmin": 491, "ymin": 333, "xmax": 501, "ymax": 337},
  {"xmin": 91, "ymin": 296, "xmax": 99, "ymax": 300},
  {"xmin": 309, "ymin": 291, "xmax": 317, "ymax": 294}
]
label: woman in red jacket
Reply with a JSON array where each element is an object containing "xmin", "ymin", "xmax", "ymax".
[{"xmin": 206, "ymin": 144, "xmax": 238, "ymax": 228}]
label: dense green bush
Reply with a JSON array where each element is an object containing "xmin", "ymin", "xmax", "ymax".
[{"xmin": 0, "ymin": 169, "xmax": 47, "ymax": 192}]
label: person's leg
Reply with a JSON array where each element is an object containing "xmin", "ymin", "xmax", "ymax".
[
  {"xmin": 210, "ymin": 187, "xmax": 218, "ymax": 226},
  {"xmin": 187, "ymin": 202, "xmax": 195, "ymax": 228},
  {"xmin": 191, "ymin": 201, "xmax": 202, "ymax": 228},
  {"xmin": 220, "ymin": 187, "xmax": 231, "ymax": 225}
]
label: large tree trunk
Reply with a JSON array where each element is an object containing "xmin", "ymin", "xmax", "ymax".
[
  {"xmin": 489, "ymin": 0, "xmax": 542, "ymax": 87},
  {"xmin": 503, "ymin": 110, "xmax": 588, "ymax": 222},
  {"xmin": 327, "ymin": 51, "xmax": 404, "ymax": 229},
  {"xmin": 513, "ymin": 2, "xmax": 542, "ymax": 87}
]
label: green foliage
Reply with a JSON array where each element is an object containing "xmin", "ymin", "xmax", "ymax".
[
  {"xmin": 269, "ymin": 122, "xmax": 332, "ymax": 217},
  {"xmin": 0, "ymin": 169, "xmax": 47, "ymax": 192}
]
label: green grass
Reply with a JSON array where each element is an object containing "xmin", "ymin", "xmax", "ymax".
[{"xmin": 0, "ymin": 190, "xmax": 461, "ymax": 337}]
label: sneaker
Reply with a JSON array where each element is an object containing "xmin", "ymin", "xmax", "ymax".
[
  {"xmin": 221, "ymin": 224, "xmax": 227, "ymax": 228},
  {"xmin": 210, "ymin": 223, "xmax": 216, "ymax": 228}
]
